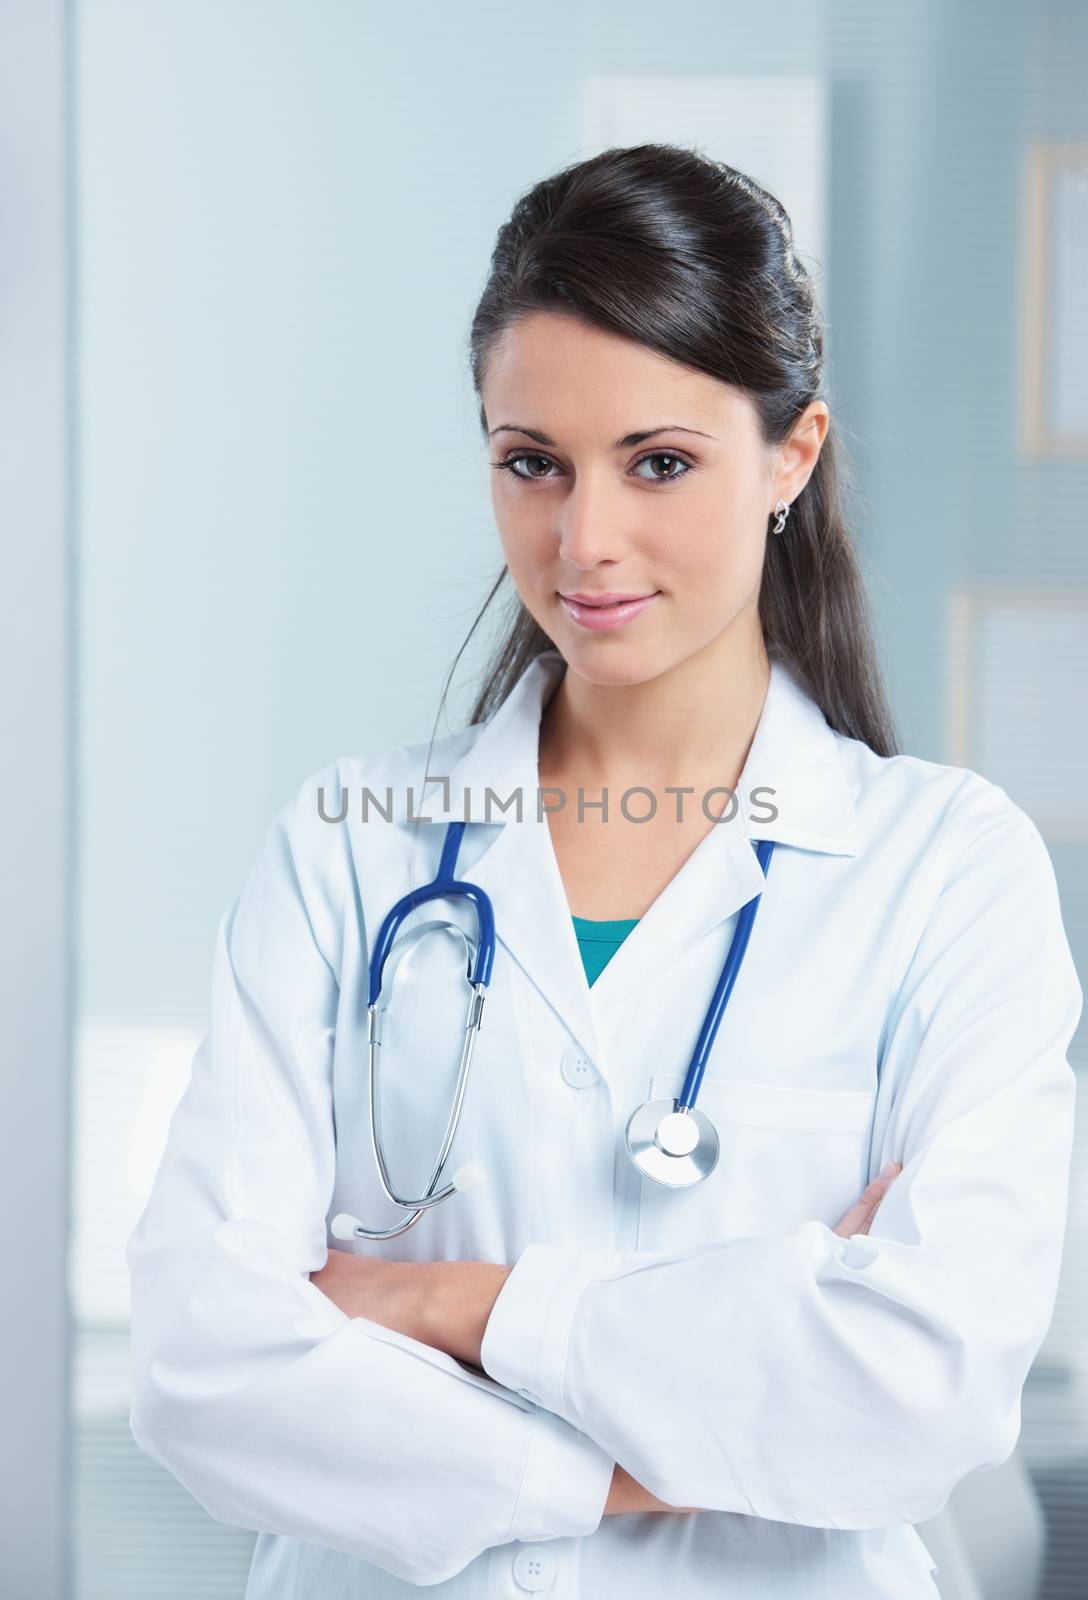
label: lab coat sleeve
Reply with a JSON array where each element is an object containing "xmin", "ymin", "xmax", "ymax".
[
  {"xmin": 479, "ymin": 778, "xmax": 1082, "ymax": 1529},
  {"xmin": 126, "ymin": 773, "xmax": 614, "ymax": 1588}
]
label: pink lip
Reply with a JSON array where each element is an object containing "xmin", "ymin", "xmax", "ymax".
[
  {"xmin": 561, "ymin": 591, "xmax": 654, "ymax": 606},
  {"xmin": 559, "ymin": 591, "xmax": 661, "ymax": 632}
]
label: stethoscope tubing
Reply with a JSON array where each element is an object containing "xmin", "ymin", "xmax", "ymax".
[
  {"xmin": 677, "ymin": 835, "xmax": 775, "ymax": 1109},
  {"xmin": 345, "ymin": 818, "xmax": 774, "ymax": 1236},
  {"xmin": 367, "ymin": 820, "xmax": 495, "ymax": 1006}
]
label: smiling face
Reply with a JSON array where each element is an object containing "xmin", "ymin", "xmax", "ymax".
[{"xmin": 481, "ymin": 310, "xmax": 788, "ymax": 689}]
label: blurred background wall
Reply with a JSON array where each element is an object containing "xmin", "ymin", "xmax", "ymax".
[{"xmin": 3, "ymin": 0, "xmax": 1086, "ymax": 1594}]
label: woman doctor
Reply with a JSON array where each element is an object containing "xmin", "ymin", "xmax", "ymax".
[{"xmin": 126, "ymin": 144, "xmax": 1082, "ymax": 1599}]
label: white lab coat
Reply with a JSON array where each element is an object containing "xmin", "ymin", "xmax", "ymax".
[{"xmin": 126, "ymin": 648, "xmax": 1082, "ymax": 1598}]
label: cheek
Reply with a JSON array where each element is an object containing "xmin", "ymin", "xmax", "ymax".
[
  {"xmin": 491, "ymin": 496, "xmax": 517, "ymax": 556},
  {"xmin": 494, "ymin": 499, "xmax": 551, "ymax": 579},
  {"xmin": 658, "ymin": 499, "xmax": 762, "ymax": 593}
]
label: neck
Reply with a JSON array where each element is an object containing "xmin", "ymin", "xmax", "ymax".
[{"xmin": 539, "ymin": 628, "xmax": 772, "ymax": 798}]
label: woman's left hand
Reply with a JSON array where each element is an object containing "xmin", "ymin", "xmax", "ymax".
[{"xmin": 310, "ymin": 1249, "xmax": 511, "ymax": 1369}]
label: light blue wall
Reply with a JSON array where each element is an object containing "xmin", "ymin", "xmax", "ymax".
[{"xmin": 75, "ymin": 0, "xmax": 1082, "ymax": 1017}]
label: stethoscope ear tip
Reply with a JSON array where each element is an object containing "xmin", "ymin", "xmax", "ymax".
[
  {"xmin": 330, "ymin": 1213, "xmax": 361, "ymax": 1241},
  {"xmin": 450, "ymin": 1158, "xmax": 489, "ymax": 1193}
]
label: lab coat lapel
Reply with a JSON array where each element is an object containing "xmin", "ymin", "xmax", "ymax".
[
  {"xmin": 445, "ymin": 805, "xmax": 764, "ymax": 1061},
  {"xmin": 409, "ymin": 647, "xmax": 861, "ymax": 1066},
  {"xmin": 585, "ymin": 821, "xmax": 767, "ymax": 1016},
  {"xmin": 566, "ymin": 652, "xmax": 864, "ymax": 1024},
  {"xmin": 462, "ymin": 809, "xmax": 604, "ymax": 1065},
  {"xmin": 412, "ymin": 651, "xmax": 602, "ymax": 1064},
  {"xmin": 589, "ymin": 651, "xmax": 862, "ymax": 1013}
]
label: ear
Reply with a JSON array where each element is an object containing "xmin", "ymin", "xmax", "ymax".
[{"xmin": 773, "ymin": 401, "xmax": 830, "ymax": 503}]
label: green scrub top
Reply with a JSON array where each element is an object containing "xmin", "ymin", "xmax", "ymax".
[{"xmin": 571, "ymin": 913, "xmax": 640, "ymax": 987}]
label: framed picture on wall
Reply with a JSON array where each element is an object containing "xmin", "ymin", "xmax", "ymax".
[{"xmin": 1022, "ymin": 144, "xmax": 1088, "ymax": 455}]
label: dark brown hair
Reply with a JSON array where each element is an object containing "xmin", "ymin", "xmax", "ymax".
[{"xmin": 431, "ymin": 141, "xmax": 898, "ymax": 758}]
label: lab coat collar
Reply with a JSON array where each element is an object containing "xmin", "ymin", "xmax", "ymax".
[
  {"xmin": 414, "ymin": 647, "xmax": 861, "ymax": 855},
  {"xmin": 410, "ymin": 649, "xmax": 860, "ymax": 1060}
]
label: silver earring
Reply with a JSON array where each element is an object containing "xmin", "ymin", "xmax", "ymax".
[{"xmin": 771, "ymin": 498, "xmax": 790, "ymax": 536}]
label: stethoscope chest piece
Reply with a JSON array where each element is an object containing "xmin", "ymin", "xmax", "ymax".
[
  {"xmin": 341, "ymin": 822, "xmax": 772, "ymax": 1235},
  {"xmin": 625, "ymin": 1098, "xmax": 720, "ymax": 1188}
]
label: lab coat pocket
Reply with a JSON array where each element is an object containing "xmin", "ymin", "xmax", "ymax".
[{"xmin": 635, "ymin": 1074, "xmax": 876, "ymax": 1250}]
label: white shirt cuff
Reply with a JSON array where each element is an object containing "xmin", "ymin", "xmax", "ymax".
[
  {"xmin": 481, "ymin": 1242, "xmax": 612, "ymax": 1417},
  {"xmin": 510, "ymin": 1403, "xmax": 615, "ymax": 1542}
]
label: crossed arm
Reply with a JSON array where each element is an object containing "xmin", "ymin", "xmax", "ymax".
[
  {"xmin": 308, "ymin": 1252, "xmax": 675, "ymax": 1514},
  {"xmin": 309, "ymin": 1162, "xmax": 903, "ymax": 1514}
]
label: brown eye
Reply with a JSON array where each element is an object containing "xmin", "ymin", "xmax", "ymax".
[
  {"xmin": 494, "ymin": 453, "xmax": 558, "ymax": 481},
  {"xmin": 491, "ymin": 449, "xmax": 694, "ymax": 487},
  {"xmin": 633, "ymin": 451, "xmax": 692, "ymax": 484}
]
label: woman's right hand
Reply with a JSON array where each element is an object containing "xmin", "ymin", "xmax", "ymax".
[{"xmin": 603, "ymin": 1161, "xmax": 904, "ymax": 1515}]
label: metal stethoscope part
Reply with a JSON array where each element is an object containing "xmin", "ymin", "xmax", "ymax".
[{"xmin": 331, "ymin": 820, "xmax": 774, "ymax": 1240}]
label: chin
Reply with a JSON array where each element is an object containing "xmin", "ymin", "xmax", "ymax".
[{"xmin": 562, "ymin": 644, "xmax": 673, "ymax": 690}]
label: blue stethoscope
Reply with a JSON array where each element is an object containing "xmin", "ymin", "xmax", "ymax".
[{"xmin": 331, "ymin": 821, "xmax": 775, "ymax": 1241}]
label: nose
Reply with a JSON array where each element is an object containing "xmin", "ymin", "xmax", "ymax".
[{"xmin": 555, "ymin": 467, "xmax": 630, "ymax": 569}]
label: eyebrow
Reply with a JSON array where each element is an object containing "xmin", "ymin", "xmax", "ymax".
[{"xmin": 487, "ymin": 424, "xmax": 716, "ymax": 448}]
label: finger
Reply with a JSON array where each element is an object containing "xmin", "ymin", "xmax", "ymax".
[
  {"xmin": 832, "ymin": 1167, "xmax": 901, "ymax": 1238},
  {"xmin": 832, "ymin": 1194, "xmax": 881, "ymax": 1238},
  {"xmin": 862, "ymin": 1163, "xmax": 904, "ymax": 1231}
]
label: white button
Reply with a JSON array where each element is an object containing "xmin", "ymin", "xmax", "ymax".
[
  {"xmin": 561, "ymin": 1045, "xmax": 600, "ymax": 1089},
  {"xmin": 513, "ymin": 1545, "xmax": 557, "ymax": 1591}
]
